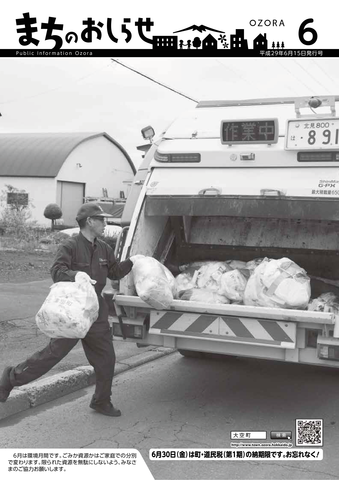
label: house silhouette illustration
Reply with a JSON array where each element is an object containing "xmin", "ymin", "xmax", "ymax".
[
  {"xmin": 230, "ymin": 29, "xmax": 248, "ymax": 50},
  {"xmin": 253, "ymin": 33, "xmax": 267, "ymax": 50},
  {"xmin": 202, "ymin": 34, "xmax": 217, "ymax": 49}
]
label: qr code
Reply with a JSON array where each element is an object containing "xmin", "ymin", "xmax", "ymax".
[{"xmin": 296, "ymin": 419, "xmax": 323, "ymax": 446}]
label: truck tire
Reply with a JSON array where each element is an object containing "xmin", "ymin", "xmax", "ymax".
[
  {"xmin": 178, "ymin": 350, "xmax": 237, "ymax": 361},
  {"xmin": 178, "ymin": 349, "xmax": 204, "ymax": 358}
]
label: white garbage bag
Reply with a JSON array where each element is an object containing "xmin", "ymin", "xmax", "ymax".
[
  {"xmin": 219, "ymin": 269, "xmax": 248, "ymax": 303},
  {"xmin": 308, "ymin": 292, "xmax": 339, "ymax": 338},
  {"xmin": 196, "ymin": 261, "xmax": 232, "ymax": 291},
  {"xmin": 36, "ymin": 272, "xmax": 99, "ymax": 338},
  {"xmin": 227, "ymin": 260, "xmax": 248, "ymax": 270},
  {"xmin": 132, "ymin": 256, "xmax": 175, "ymax": 309},
  {"xmin": 246, "ymin": 258, "xmax": 265, "ymax": 272},
  {"xmin": 179, "ymin": 261, "xmax": 212, "ymax": 272},
  {"xmin": 175, "ymin": 271, "xmax": 198, "ymax": 298},
  {"xmin": 163, "ymin": 265, "xmax": 177, "ymax": 299},
  {"xmin": 243, "ymin": 257, "xmax": 311, "ymax": 309},
  {"xmin": 308, "ymin": 292, "xmax": 339, "ymax": 314},
  {"xmin": 180, "ymin": 288, "xmax": 230, "ymax": 304}
]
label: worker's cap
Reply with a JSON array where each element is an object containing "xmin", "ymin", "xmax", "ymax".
[{"xmin": 76, "ymin": 203, "xmax": 114, "ymax": 221}]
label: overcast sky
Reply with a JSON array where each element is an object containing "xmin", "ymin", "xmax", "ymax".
[{"xmin": 0, "ymin": 57, "xmax": 338, "ymax": 168}]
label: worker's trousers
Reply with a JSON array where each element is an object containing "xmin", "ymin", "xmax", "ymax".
[{"xmin": 8, "ymin": 297, "xmax": 115, "ymax": 405}]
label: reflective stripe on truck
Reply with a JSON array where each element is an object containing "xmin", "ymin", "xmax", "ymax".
[{"xmin": 150, "ymin": 311, "xmax": 297, "ymax": 349}]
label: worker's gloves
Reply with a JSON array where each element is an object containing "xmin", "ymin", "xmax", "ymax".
[{"xmin": 75, "ymin": 271, "xmax": 97, "ymax": 285}]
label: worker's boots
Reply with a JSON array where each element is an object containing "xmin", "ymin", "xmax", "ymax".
[{"xmin": 89, "ymin": 395, "xmax": 121, "ymax": 417}]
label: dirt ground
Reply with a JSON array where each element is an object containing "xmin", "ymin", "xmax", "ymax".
[{"xmin": 0, "ymin": 249, "xmax": 53, "ymax": 283}]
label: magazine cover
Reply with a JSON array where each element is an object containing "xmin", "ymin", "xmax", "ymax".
[{"xmin": 0, "ymin": 1, "xmax": 338, "ymax": 479}]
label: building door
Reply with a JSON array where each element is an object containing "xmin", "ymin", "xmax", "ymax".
[{"xmin": 57, "ymin": 181, "xmax": 85, "ymax": 226}]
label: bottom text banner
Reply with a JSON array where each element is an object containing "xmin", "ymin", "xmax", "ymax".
[{"xmin": 150, "ymin": 448, "xmax": 323, "ymax": 461}]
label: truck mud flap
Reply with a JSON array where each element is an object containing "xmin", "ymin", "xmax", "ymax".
[{"xmin": 150, "ymin": 311, "xmax": 297, "ymax": 349}]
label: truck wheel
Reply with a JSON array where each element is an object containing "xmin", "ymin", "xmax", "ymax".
[
  {"xmin": 178, "ymin": 350, "xmax": 237, "ymax": 361},
  {"xmin": 178, "ymin": 349, "xmax": 204, "ymax": 358},
  {"xmin": 204, "ymin": 353, "xmax": 237, "ymax": 361}
]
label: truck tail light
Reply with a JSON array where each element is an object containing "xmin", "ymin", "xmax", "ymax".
[
  {"xmin": 317, "ymin": 336, "xmax": 339, "ymax": 361},
  {"xmin": 154, "ymin": 150, "xmax": 201, "ymax": 163},
  {"xmin": 112, "ymin": 321, "xmax": 146, "ymax": 339}
]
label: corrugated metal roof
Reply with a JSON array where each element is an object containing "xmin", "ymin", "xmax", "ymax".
[{"xmin": 0, "ymin": 132, "xmax": 136, "ymax": 177}]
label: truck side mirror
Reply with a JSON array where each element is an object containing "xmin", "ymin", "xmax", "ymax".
[{"xmin": 141, "ymin": 125, "xmax": 155, "ymax": 143}]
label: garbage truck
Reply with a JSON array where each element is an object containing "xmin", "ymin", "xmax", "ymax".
[{"xmin": 111, "ymin": 95, "xmax": 339, "ymax": 368}]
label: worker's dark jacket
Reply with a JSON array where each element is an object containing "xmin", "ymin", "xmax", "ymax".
[
  {"xmin": 50, "ymin": 232, "xmax": 132, "ymax": 296},
  {"xmin": 9, "ymin": 232, "xmax": 133, "ymax": 396}
]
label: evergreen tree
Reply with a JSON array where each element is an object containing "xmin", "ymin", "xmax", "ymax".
[
  {"xmin": 192, "ymin": 37, "xmax": 201, "ymax": 49},
  {"xmin": 44, "ymin": 203, "xmax": 62, "ymax": 231}
]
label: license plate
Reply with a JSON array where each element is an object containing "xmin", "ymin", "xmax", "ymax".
[{"xmin": 286, "ymin": 118, "xmax": 339, "ymax": 150}]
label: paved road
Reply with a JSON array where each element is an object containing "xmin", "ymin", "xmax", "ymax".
[
  {"xmin": 1, "ymin": 352, "xmax": 338, "ymax": 480},
  {"xmin": 0, "ymin": 278, "xmax": 153, "ymax": 379},
  {"xmin": 0, "ymin": 279, "xmax": 52, "ymax": 322}
]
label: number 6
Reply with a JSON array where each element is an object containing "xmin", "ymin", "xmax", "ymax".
[{"xmin": 299, "ymin": 19, "xmax": 318, "ymax": 46}]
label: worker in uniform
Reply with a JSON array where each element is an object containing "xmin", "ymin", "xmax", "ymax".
[{"xmin": 0, "ymin": 202, "xmax": 137, "ymax": 417}]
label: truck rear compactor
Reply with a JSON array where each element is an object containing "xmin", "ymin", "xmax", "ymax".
[{"xmin": 111, "ymin": 95, "xmax": 339, "ymax": 368}]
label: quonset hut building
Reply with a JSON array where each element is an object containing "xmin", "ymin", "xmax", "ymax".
[{"xmin": 0, "ymin": 132, "xmax": 136, "ymax": 226}]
